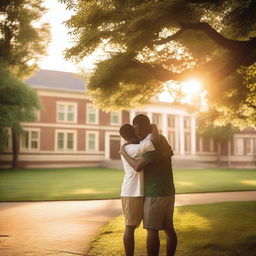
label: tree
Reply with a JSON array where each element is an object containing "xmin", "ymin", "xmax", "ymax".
[
  {"xmin": 61, "ymin": 0, "xmax": 256, "ymax": 128},
  {"xmin": 0, "ymin": 0, "xmax": 50, "ymax": 78},
  {"xmin": 198, "ymin": 114, "xmax": 239, "ymax": 166},
  {"xmin": 0, "ymin": 0, "xmax": 50, "ymax": 168},
  {"xmin": 0, "ymin": 64, "xmax": 40, "ymax": 168}
]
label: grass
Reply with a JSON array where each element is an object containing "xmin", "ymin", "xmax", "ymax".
[
  {"xmin": 0, "ymin": 167, "xmax": 255, "ymax": 201},
  {"xmin": 87, "ymin": 201, "xmax": 256, "ymax": 256}
]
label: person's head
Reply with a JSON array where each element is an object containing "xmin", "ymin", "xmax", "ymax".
[
  {"xmin": 132, "ymin": 114, "xmax": 151, "ymax": 140},
  {"xmin": 119, "ymin": 124, "xmax": 139, "ymax": 143}
]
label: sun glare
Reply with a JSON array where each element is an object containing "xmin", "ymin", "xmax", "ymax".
[{"xmin": 182, "ymin": 79, "xmax": 202, "ymax": 95}]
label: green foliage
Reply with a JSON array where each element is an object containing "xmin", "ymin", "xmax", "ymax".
[
  {"xmin": 63, "ymin": 0, "xmax": 256, "ymax": 127},
  {"xmin": 0, "ymin": 64, "xmax": 40, "ymax": 151},
  {"xmin": 0, "ymin": 0, "xmax": 49, "ymax": 152},
  {"xmin": 0, "ymin": 0, "xmax": 50, "ymax": 78}
]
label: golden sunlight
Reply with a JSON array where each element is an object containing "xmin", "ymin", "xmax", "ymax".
[{"xmin": 182, "ymin": 79, "xmax": 202, "ymax": 95}]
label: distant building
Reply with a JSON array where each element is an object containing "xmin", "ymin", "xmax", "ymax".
[{"xmin": 1, "ymin": 69, "xmax": 255, "ymax": 168}]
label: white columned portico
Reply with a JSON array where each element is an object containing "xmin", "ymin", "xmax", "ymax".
[
  {"xmin": 190, "ymin": 116, "xmax": 196, "ymax": 155},
  {"xmin": 179, "ymin": 115, "xmax": 185, "ymax": 155},
  {"xmin": 147, "ymin": 112, "xmax": 153, "ymax": 122},
  {"xmin": 161, "ymin": 113, "xmax": 168, "ymax": 138},
  {"xmin": 129, "ymin": 110, "xmax": 136, "ymax": 123},
  {"xmin": 174, "ymin": 116, "xmax": 180, "ymax": 153}
]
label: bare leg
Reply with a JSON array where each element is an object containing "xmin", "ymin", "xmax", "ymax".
[
  {"xmin": 164, "ymin": 226, "xmax": 177, "ymax": 256},
  {"xmin": 123, "ymin": 225, "xmax": 136, "ymax": 256},
  {"xmin": 147, "ymin": 229, "xmax": 160, "ymax": 256}
]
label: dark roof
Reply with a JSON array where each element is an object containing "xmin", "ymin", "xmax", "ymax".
[{"xmin": 25, "ymin": 69, "xmax": 86, "ymax": 92}]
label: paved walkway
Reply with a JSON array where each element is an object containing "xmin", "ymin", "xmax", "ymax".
[{"xmin": 0, "ymin": 191, "xmax": 256, "ymax": 256}]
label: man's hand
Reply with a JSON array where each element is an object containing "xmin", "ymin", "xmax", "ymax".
[
  {"xmin": 119, "ymin": 143, "xmax": 128, "ymax": 155},
  {"xmin": 150, "ymin": 123, "xmax": 160, "ymax": 145}
]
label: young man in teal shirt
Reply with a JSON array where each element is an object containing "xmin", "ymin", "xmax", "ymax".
[{"xmin": 120, "ymin": 114, "xmax": 177, "ymax": 256}]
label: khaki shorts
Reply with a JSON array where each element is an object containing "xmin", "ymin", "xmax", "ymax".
[
  {"xmin": 143, "ymin": 195, "xmax": 175, "ymax": 230},
  {"xmin": 121, "ymin": 197, "xmax": 144, "ymax": 227}
]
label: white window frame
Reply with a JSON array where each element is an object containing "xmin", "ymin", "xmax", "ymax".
[
  {"xmin": 3, "ymin": 128, "xmax": 12, "ymax": 152},
  {"xmin": 184, "ymin": 116, "xmax": 191, "ymax": 130},
  {"xmin": 86, "ymin": 131, "xmax": 99, "ymax": 152},
  {"xmin": 55, "ymin": 129, "xmax": 77, "ymax": 151},
  {"xmin": 168, "ymin": 131, "xmax": 175, "ymax": 151},
  {"xmin": 245, "ymin": 138, "xmax": 255, "ymax": 155},
  {"xmin": 86, "ymin": 103, "xmax": 99, "ymax": 124},
  {"xmin": 234, "ymin": 137, "xmax": 244, "ymax": 155},
  {"xmin": 20, "ymin": 128, "xmax": 40, "ymax": 152},
  {"xmin": 184, "ymin": 132, "xmax": 191, "ymax": 153},
  {"xmin": 110, "ymin": 111, "xmax": 122, "ymax": 125},
  {"xmin": 56, "ymin": 102, "xmax": 77, "ymax": 123}
]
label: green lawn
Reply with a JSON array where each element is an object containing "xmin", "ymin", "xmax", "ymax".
[
  {"xmin": 0, "ymin": 167, "xmax": 255, "ymax": 201},
  {"xmin": 87, "ymin": 201, "xmax": 256, "ymax": 256}
]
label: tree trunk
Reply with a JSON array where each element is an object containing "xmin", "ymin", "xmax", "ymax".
[{"xmin": 12, "ymin": 130, "xmax": 19, "ymax": 169}]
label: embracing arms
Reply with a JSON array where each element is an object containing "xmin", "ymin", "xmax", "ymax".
[{"xmin": 120, "ymin": 124, "xmax": 159, "ymax": 172}]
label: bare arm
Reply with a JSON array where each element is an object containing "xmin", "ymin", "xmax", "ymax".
[{"xmin": 120, "ymin": 145, "xmax": 150, "ymax": 172}]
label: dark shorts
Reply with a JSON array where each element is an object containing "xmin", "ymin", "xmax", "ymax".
[{"xmin": 143, "ymin": 195, "xmax": 175, "ymax": 230}]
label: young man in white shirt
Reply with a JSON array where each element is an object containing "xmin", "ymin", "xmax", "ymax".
[{"xmin": 119, "ymin": 123, "xmax": 159, "ymax": 256}]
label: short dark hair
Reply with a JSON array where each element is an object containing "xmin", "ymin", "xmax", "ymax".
[
  {"xmin": 119, "ymin": 124, "xmax": 136, "ymax": 140},
  {"xmin": 132, "ymin": 114, "xmax": 150, "ymax": 128}
]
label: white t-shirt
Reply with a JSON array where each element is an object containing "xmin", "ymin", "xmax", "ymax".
[{"xmin": 121, "ymin": 134, "xmax": 154, "ymax": 197}]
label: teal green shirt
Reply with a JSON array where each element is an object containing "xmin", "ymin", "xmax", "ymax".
[{"xmin": 142, "ymin": 135, "xmax": 175, "ymax": 197}]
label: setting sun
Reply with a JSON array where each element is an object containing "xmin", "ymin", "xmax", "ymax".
[{"xmin": 182, "ymin": 79, "xmax": 202, "ymax": 95}]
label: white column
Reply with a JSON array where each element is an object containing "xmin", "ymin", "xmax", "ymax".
[
  {"xmin": 105, "ymin": 133, "xmax": 110, "ymax": 160},
  {"xmin": 129, "ymin": 110, "xmax": 136, "ymax": 123},
  {"xmin": 179, "ymin": 115, "xmax": 185, "ymax": 155},
  {"xmin": 190, "ymin": 116, "xmax": 196, "ymax": 155},
  {"xmin": 174, "ymin": 116, "xmax": 180, "ymax": 153},
  {"xmin": 147, "ymin": 112, "xmax": 153, "ymax": 122},
  {"xmin": 161, "ymin": 113, "xmax": 168, "ymax": 138}
]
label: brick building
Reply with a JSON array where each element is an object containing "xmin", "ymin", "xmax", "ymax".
[{"xmin": 1, "ymin": 69, "xmax": 255, "ymax": 168}]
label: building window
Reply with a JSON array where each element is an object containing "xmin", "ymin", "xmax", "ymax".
[
  {"xmin": 20, "ymin": 129, "xmax": 40, "ymax": 151},
  {"xmin": 184, "ymin": 132, "xmax": 191, "ymax": 152},
  {"xmin": 86, "ymin": 104, "xmax": 99, "ymax": 124},
  {"xmin": 55, "ymin": 130, "xmax": 76, "ymax": 151},
  {"xmin": 168, "ymin": 132, "xmax": 175, "ymax": 150},
  {"xmin": 245, "ymin": 138, "xmax": 255, "ymax": 155},
  {"xmin": 168, "ymin": 115, "xmax": 175, "ymax": 128},
  {"xmin": 57, "ymin": 102, "xmax": 77, "ymax": 123},
  {"xmin": 234, "ymin": 138, "xmax": 244, "ymax": 155},
  {"xmin": 111, "ymin": 111, "xmax": 121, "ymax": 125},
  {"xmin": 86, "ymin": 131, "xmax": 99, "ymax": 151},
  {"xmin": 152, "ymin": 113, "xmax": 162, "ymax": 129},
  {"xmin": 184, "ymin": 117, "xmax": 191, "ymax": 129},
  {"xmin": 3, "ymin": 128, "xmax": 12, "ymax": 152}
]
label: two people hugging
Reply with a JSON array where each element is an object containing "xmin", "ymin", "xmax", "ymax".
[{"xmin": 119, "ymin": 114, "xmax": 177, "ymax": 256}]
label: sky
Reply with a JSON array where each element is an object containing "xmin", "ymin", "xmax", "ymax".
[{"xmin": 39, "ymin": 0, "xmax": 96, "ymax": 73}]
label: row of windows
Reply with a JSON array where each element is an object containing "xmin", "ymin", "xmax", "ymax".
[
  {"xmin": 137, "ymin": 113, "xmax": 192, "ymax": 130},
  {"xmin": 6, "ymin": 129, "xmax": 100, "ymax": 152},
  {"xmin": 39, "ymin": 102, "xmax": 122, "ymax": 125},
  {"xmin": 234, "ymin": 137, "xmax": 256, "ymax": 155}
]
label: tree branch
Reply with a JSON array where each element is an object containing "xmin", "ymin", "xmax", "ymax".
[
  {"xmin": 131, "ymin": 48, "xmax": 252, "ymax": 85},
  {"xmin": 155, "ymin": 28, "xmax": 185, "ymax": 45},
  {"xmin": 131, "ymin": 59, "xmax": 182, "ymax": 82},
  {"xmin": 180, "ymin": 22, "xmax": 256, "ymax": 52}
]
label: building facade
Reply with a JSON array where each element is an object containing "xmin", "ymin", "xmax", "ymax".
[{"xmin": 0, "ymin": 70, "xmax": 255, "ymax": 169}]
